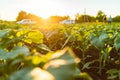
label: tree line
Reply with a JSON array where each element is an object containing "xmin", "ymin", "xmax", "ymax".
[
  {"xmin": 16, "ymin": 10, "xmax": 120, "ymax": 24},
  {"xmin": 75, "ymin": 10, "xmax": 120, "ymax": 23},
  {"xmin": 16, "ymin": 11, "xmax": 70, "ymax": 24}
]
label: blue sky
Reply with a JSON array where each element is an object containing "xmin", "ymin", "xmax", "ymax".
[{"xmin": 0, "ymin": 0, "xmax": 120, "ymax": 20}]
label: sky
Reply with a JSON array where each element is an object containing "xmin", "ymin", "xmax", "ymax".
[{"xmin": 0, "ymin": 0, "xmax": 120, "ymax": 21}]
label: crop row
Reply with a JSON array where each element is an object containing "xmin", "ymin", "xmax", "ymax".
[{"xmin": 0, "ymin": 22, "xmax": 120, "ymax": 80}]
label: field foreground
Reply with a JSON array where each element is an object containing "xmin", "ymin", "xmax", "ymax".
[{"xmin": 0, "ymin": 21, "xmax": 120, "ymax": 80}]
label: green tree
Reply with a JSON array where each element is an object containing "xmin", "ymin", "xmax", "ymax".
[
  {"xmin": 16, "ymin": 11, "xmax": 44, "ymax": 25},
  {"xmin": 112, "ymin": 15, "xmax": 120, "ymax": 22},
  {"xmin": 75, "ymin": 14, "xmax": 95, "ymax": 23},
  {"xmin": 16, "ymin": 11, "xmax": 27, "ymax": 21},
  {"xmin": 96, "ymin": 10, "xmax": 106, "ymax": 22},
  {"xmin": 75, "ymin": 13, "xmax": 80, "ymax": 23}
]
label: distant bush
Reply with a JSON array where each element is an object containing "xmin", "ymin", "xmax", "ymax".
[{"xmin": 112, "ymin": 15, "xmax": 120, "ymax": 22}]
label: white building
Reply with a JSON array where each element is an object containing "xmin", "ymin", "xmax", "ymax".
[
  {"xmin": 16, "ymin": 19, "xmax": 36, "ymax": 24},
  {"xmin": 60, "ymin": 20, "xmax": 75, "ymax": 24}
]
